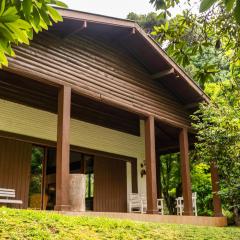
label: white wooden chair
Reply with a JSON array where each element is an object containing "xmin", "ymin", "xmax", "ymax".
[
  {"xmin": 128, "ymin": 193, "xmax": 164, "ymax": 215},
  {"xmin": 176, "ymin": 192, "xmax": 197, "ymax": 216},
  {"xmin": 128, "ymin": 193, "xmax": 146, "ymax": 213},
  {"xmin": 0, "ymin": 188, "xmax": 23, "ymax": 205},
  {"xmin": 157, "ymin": 198, "xmax": 164, "ymax": 215}
]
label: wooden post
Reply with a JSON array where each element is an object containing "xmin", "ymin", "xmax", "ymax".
[
  {"xmin": 55, "ymin": 85, "xmax": 71, "ymax": 211},
  {"xmin": 179, "ymin": 128, "xmax": 193, "ymax": 216},
  {"xmin": 145, "ymin": 115, "xmax": 158, "ymax": 214},
  {"xmin": 210, "ymin": 162, "xmax": 223, "ymax": 217}
]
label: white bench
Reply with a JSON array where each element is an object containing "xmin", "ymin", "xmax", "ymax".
[
  {"xmin": 128, "ymin": 193, "xmax": 164, "ymax": 215},
  {"xmin": 176, "ymin": 192, "xmax": 197, "ymax": 216},
  {"xmin": 0, "ymin": 188, "xmax": 23, "ymax": 205}
]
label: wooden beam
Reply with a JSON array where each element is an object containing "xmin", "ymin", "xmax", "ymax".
[
  {"xmin": 145, "ymin": 115, "xmax": 158, "ymax": 214},
  {"xmin": 151, "ymin": 68, "xmax": 174, "ymax": 80},
  {"xmin": 55, "ymin": 85, "xmax": 71, "ymax": 211},
  {"xmin": 184, "ymin": 102, "xmax": 200, "ymax": 110},
  {"xmin": 179, "ymin": 128, "xmax": 193, "ymax": 216},
  {"xmin": 210, "ymin": 162, "xmax": 223, "ymax": 217},
  {"xmin": 64, "ymin": 20, "xmax": 87, "ymax": 39},
  {"xmin": 131, "ymin": 27, "xmax": 136, "ymax": 35}
]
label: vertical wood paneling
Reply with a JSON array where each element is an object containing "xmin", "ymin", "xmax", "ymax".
[
  {"xmin": 94, "ymin": 156, "xmax": 127, "ymax": 212},
  {"xmin": 0, "ymin": 138, "xmax": 32, "ymax": 208}
]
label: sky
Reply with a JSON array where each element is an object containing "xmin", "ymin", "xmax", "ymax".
[
  {"xmin": 63, "ymin": 0, "xmax": 199, "ymax": 19},
  {"xmin": 63, "ymin": 0, "xmax": 155, "ymax": 18}
]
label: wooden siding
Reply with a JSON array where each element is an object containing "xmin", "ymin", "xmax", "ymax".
[
  {"xmin": 94, "ymin": 156, "xmax": 127, "ymax": 212},
  {"xmin": 8, "ymin": 33, "xmax": 191, "ymax": 127},
  {"xmin": 0, "ymin": 99, "xmax": 146, "ymax": 195},
  {"xmin": 0, "ymin": 99, "xmax": 145, "ymax": 160},
  {"xmin": 0, "ymin": 138, "xmax": 32, "ymax": 208}
]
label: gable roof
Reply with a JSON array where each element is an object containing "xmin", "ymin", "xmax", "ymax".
[{"xmin": 53, "ymin": 8, "xmax": 209, "ymax": 109}]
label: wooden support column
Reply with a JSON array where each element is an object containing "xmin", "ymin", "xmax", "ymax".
[
  {"xmin": 55, "ymin": 85, "xmax": 71, "ymax": 211},
  {"xmin": 179, "ymin": 128, "xmax": 193, "ymax": 216},
  {"xmin": 210, "ymin": 162, "xmax": 223, "ymax": 217},
  {"xmin": 145, "ymin": 115, "xmax": 158, "ymax": 214}
]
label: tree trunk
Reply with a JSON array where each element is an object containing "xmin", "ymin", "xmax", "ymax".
[{"xmin": 233, "ymin": 207, "xmax": 240, "ymax": 226}]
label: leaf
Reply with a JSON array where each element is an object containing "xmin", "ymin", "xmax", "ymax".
[
  {"xmin": 52, "ymin": 0, "xmax": 68, "ymax": 8},
  {"xmin": 47, "ymin": 6, "xmax": 63, "ymax": 23},
  {"xmin": 224, "ymin": 0, "xmax": 236, "ymax": 12},
  {"xmin": 5, "ymin": 22, "xmax": 29, "ymax": 44},
  {"xmin": 0, "ymin": 50, "xmax": 8, "ymax": 66},
  {"xmin": 32, "ymin": 6, "xmax": 40, "ymax": 27},
  {"xmin": 22, "ymin": 0, "xmax": 32, "ymax": 19},
  {"xmin": 0, "ymin": 14, "xmax": 19, "ymax": 23},
  {"xmin": 1, "ymin": 6, "xmax": 17, "ymax": 17},
  {"xmin": 0, "ymin": 0, "xmax": 5, "ymax": 16},
  {"xmin": 0, "ymin": 24, "xmax": 15, "ymax": 41},
  {"xmin": 39, "ymin": 7, "xmax": 51, "ymax": 25},
  {"xmin": 200, "ymin": 0, "xmax": 218, "ymax": 12},
  {"xmin": 234, "ymin": 0, "xmax": 240, "ymax": 23},
  {"xmin": 16, "ymin": 19, "xmax": 32, "ymax": 29}
]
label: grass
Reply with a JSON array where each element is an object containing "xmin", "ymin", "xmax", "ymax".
[{"xmin": 0, "ymin": 207, "xmax": 239, "ymax": 240}]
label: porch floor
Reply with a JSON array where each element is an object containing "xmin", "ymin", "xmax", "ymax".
[{"xmin": 61, "ymin": 211, "xmax": 227, "ymax": 227}]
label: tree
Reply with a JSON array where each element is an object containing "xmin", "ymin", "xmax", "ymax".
[
  {"xmin": 0, "ymin": 0, "xmax": 67, "ymax": 67},
  {"xmin": 127, "ymin": 12, "xmax": 164, "ymax": 34},
  {"xmin": 191, "ymin": 162, "xmax": 213, "ymax": 216},
  {"xmin": 159, "ymin": 153, "xmax": 181, "ymax": 214},
  {"xmin": 192, "ymin": 83, "xmax": 240, "ymax": 224},
  {"xmin": 151, "ymin": 9, "xmax": 240, "ymax": 90},
  {"xmin": 150, "ymin": 0, "xmax": 240, "ymax": 23}
]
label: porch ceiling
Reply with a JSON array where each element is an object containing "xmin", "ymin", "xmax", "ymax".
[{"xmin": 155, "ymin": 121, "xmax": 196, "ymax": 154}]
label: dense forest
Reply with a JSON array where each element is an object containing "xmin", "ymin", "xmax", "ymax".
[{"xmin": 128, "ymin": 0, "xmax": 240, "ymax": 225}]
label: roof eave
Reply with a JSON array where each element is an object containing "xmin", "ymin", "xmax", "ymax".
[{"xmin": 56, "ymin": 8, "xmax": 210, "ymax": 103}]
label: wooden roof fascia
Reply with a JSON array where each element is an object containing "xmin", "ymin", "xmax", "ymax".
[
  {"xmin": 134, "ymin": 25, "xmax": 210, "ymax": 103},
  {"xmin": 57, "ymin": 8, "xmax": 136, "ymax": 28}
]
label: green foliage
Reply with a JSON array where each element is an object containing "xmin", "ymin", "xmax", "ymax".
[
  {"xmin": 200, "ymin": 0, "xmax": 218, "ymax": 12},
  {"xmin": 1, "ymin": 207, "xmax": 240, "ymax": 239},
  {"xmin": 150, "ymin": 0, "xmax": 240, "ymax": 23},
  {"xmin": 29, "ymin": 147, "xmax": 44, "ymax": 197},
  {"xmin": 151, "ymin": 9, "xmax": 240, "ymax": 89},
  {"xmin": 192, "ymin": 83, "xmax": 240, "ymax": 224},
  {"xmin": 191, "ymin": 163, "xmax": 213, "ymax": 216},
  {"xmin": 0, "ymin": 0, "xmax": 67, "ymax": 67},
  {"xmin": 159, "ymin": 153, "xmax": 181, "ymax": 214},
  {"xmin": 127, "ymin": 12, "xmax": 164, "ymax": 34}
]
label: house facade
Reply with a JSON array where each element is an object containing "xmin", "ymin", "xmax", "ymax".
[{"xmin": 0, "ymin": 9, "xmax": 223, "ymax": 219}]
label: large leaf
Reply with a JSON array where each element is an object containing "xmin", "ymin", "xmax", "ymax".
[
  {"xmin": 22, "ymin": 0, "xmax": 32, "ymax": 19},
  {"xmin": 47, "ymin": 6, "xmax": 63, "ymax": 23},
  {"xmin": 200, "ymin": 0, "xmax": 218, "ymax": 12},
  {"xmin": 51, "ymin": 0, "xmax": 68, "ymax": 8},
  {"xmin": 0, "ymin": 0, "xmax": 6, "ymax": 16}
]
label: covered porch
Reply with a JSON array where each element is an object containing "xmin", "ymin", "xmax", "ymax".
[{"xmin": 0, "ymin": 70, "xmax": 225, "ymax": 226}]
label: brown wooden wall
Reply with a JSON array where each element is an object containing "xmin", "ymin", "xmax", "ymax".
[
  {"xmin": 8, "ymin": 32, "xmax": 190, "ymax": 127},
  {"xmin": 0, "ymin": 138, "xmax": 32, "ymax": 208},
  {"xmin": 94, "ymin": 156, "xmax": 127, "ymax": 212}
]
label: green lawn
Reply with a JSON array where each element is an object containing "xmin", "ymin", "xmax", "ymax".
[{"xmin": 0, "ymin": 207, "xmax": 239, "ymax": 240}]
